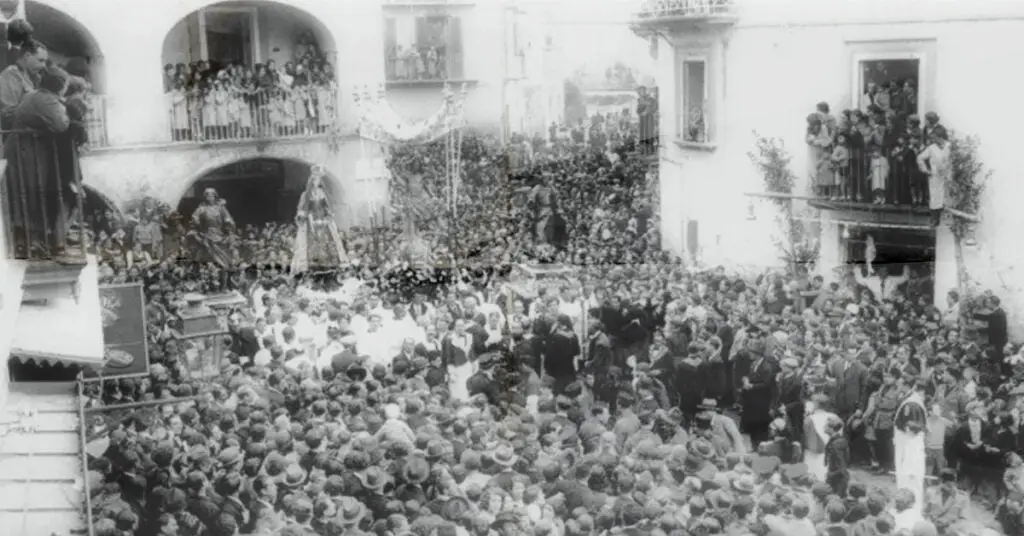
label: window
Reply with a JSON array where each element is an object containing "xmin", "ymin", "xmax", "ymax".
[
  {"xmin": 383, "ymin": 13, "xmax": 464, "ymax": 82},
  {"xmin": 854, "ymin": 56, "xmax": 921, "ymax": 116},
  {"xmin": 679, "ymin": 58, "xmax": 709, "ymax": 143}
]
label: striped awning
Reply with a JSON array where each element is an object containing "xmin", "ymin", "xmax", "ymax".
[{"xmin": 10, "ymin": 258, "xmax": 105, "ymax": 369}]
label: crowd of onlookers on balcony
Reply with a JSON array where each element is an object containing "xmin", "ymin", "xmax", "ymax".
[
  {"xmin": 636, "ymin": 0, "xmax": 734, "ymax": 18},
  {"xmin": 0, "ymin": 19, "xmax": 96, "ymax": 261},
  {"xmin": 163, "ymin": 32, "xmax": 338, "ymax": 142},
  {"xmin": 805, "ymin": 79, "xmax": 952, "ymax": 220},
  {"xmin": 385, "ymin": 43, "xmax": 455, "ymax": 83}
]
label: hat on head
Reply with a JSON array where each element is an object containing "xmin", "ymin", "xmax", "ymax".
[
  {"xmin": 402, "ymin": 457, "xmax": 431, "ymax": 485},
  {"xmin": 732, "ymin": 474, "xmax": 756, "ymax": 495},
  {"xmin": 338, "ymin": 496, "xmax": 367, "ymax": 527},
  {"xmin": 357, "ymin": 466, "xmax": 390, "ymax": 493},
  {"xmin": 491, "ymin": 443, "xmax": 519, "ymax": 467}
]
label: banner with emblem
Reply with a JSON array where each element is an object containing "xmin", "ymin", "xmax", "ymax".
[{"xmin": 84, "ymin": 283, "xmax": 150, "ymax": 379}]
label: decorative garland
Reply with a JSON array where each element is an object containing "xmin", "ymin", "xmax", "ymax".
[{"xmin": 748, "ymin": 134, "xmax": 820, "ymax": 269}]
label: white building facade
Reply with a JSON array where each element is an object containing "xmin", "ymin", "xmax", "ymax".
[
  {"xmin": 636, "ymin": 0, "xmax": 1024, "ymax": 339},
  {"xmin": 0, "ymin": 0, "xmax": 554, "ymax": 230}
]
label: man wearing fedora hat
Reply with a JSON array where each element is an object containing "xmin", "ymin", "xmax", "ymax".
[{"xmin": 696, "ymin": 398, "xmax": 746, "ymax": 457}]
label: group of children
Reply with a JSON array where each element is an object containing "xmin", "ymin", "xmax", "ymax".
[{"xmin": 163, "ymin": 35, "xmax": 338, "ymax": 141}]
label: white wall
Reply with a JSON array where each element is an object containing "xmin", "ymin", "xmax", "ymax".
[{"xmin": 655, "ymin": 0, "xmax": 1024, "ymax": 337}]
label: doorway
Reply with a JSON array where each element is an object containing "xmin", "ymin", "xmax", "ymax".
[
  {"xmin": 203, "ymin": 8, "xmax": 255, "ymax": 67},
  {"xmin": 846, "ymin": 225, "xmax": 935, "ymax": 300}
]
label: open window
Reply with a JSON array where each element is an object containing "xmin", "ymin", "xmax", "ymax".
[
  {"xmin": 384, "ymin": 11, "xmax": 465, "ymax": 83},
  {"xmin": 679, "ymin": 57, "xmax": 709, "ymax": 144},
  {"xmin": 854, "ymin": 54, "xmax": 922, "ymax": 117}
]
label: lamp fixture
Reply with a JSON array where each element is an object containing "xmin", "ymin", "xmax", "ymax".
[
  {"xmin": 964, "ymin": 227, "xmax": 978, "ymax": 247},
  {"xmin": 746, "ymin": 200, "xmax": 756, "ymax": 221},
  {"xmin": 842, "ymin": 224, "xmax": 851, "ymax": 240}
]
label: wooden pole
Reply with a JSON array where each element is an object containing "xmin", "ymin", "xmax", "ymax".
[
  {"xmin": 84, "ymin": 394, "xmax": 205, "ymax": 414},
  {"xmin": 945, "ymin": 207, "xmax": 981, "ymax": 223}
]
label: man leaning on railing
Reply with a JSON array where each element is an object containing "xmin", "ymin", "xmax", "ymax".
[{"xmin": 2, "ymin": 64, "xmax": 87, "ymax": 264}]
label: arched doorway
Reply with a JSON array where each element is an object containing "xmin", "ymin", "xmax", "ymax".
[
  {"xmin": 176, "ymin": 158, "xmax": 336, "ymax": 227},
  {"xmin": 13, "ymin": 1, "xmax": 106, "ymax": 88},
  {"xmin": 159, "ymin": 1, "xmax": 339, "ymax": 142}
]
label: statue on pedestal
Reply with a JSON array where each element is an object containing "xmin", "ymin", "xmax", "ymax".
[
  {"xmin": 291, "ymin": 165, "xmax": 349, "ymax": 273},
  {"xmin": 185, "ymin": 188, "xmax": 235, "ymax": 268}
]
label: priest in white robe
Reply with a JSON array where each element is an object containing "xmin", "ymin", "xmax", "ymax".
[
  {"xmin": 894, "ymin": 377, "xmax": 928, "ymax": 514},
  {"xmin": 803, "ymin": 394, "xmax": 839, "ymax": 481}
]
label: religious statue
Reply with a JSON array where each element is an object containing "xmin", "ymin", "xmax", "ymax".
[
  {"xmin": 291, "ymin": 164, "xmax": 349, "ymax": 273},
  {"xmin": 527, "ymin": 174, "xmax": 565, "ymax": 246},
  {"xmin": 185, "ymin": 187, "xmax": 235, "ymax": 268}
]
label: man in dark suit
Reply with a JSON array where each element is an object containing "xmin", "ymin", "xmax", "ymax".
[
  {"xmin": 466, "ymin": 351, "xmax": 503, "ymax": 409},
  {"xmin": 775, "ymin": 357, "xmax": 805, "ymax": 445},
  {"xmin": 739, "ymin": 329, "xmax": 777, "ymax": 448},
  {"xmin": 828, "ymin": 348, "xmax": 868, "ymax": 424},
  {"xmin": 585, "ymin": 311, "xmax": 616, "ymax": 412},
  {"xmin": 228, "ymin": 313, "xmax": 261, "ymax": 364},
  {"xmin": 824, "ymin": 417, "xmax": 851, "ymax": 497}
]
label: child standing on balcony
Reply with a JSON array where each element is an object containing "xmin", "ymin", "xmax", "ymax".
[
  {"xmin": 830, "ymin": 132, "xmax": 851, "ymax": 201},
  {"xmin": 869, "ymin": 144, "xmax": 890, "ymax": 204},
  {"xmin": 169, "ymin": 79, "xmax": 190, "ymax": 141}
]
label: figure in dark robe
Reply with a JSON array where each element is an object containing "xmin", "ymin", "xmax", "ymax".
[{"xmin": 185, "ymin": 188, "xmax": 235, "ymax": 268}]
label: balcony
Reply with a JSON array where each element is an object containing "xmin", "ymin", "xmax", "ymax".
[
  {"xmin": 1, "ymin": 130, "xmax": 89, "ymax": 294},
  {"xmin": 804, "ymin": 142, "xmax": 933, "ymax": 220},
  {"xmin": 385, "ymin": 51, "xmax": 469, "ymax": 87},
  {"xmin": 165, "ymin": 85, "xmax": 339, "ymax": 144},
  {"xmin": 631, "ymin": 0, "xmax": 737, "ymax": 33}
]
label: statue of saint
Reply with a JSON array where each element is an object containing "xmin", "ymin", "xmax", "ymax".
[
  {"xmin": 528, "ymin": 174, "xmax": 564, "ymax": 246},
  {"xmin": 186, "ymin": 188, "xmax": 235, "ymax": 268},
  {"xmin": 291, "ymin": 165, "xmax": 348, "ymax": 273}
]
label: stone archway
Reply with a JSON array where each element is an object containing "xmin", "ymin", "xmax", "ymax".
[
  {"xmin": 159, "ymin": 0, "xmax": 339, "ymax": 75},
  {"xmin": 18, "ymin": 0, "xmax": 107, "ymax": 91},
  {"xmin": 173, "ymin": 156, "xmax": 342, "ymax": 227}
]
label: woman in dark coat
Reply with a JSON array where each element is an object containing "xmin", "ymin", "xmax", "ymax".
[{"xmin": 4, "ymin": 64, "xmax": 74, "ymax": 260}]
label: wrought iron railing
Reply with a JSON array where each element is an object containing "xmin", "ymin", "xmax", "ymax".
[
  {"xmin": 386, "ymin": 51, "xmax": 465, "ymax": 82},
  {"xmin": 165, "ymin": 85, "xmax": 339, "ymax": 143},
  {"xmin": 635, "ymin": 0, "xmax": 735, "ymax": 19},
  {"xmin": 807, "ymin": 145, "xmax": 931, "ymax": 208},
  {"xmin": 0, "ymin": 130, "xmax": 88, "ymax": 262}
]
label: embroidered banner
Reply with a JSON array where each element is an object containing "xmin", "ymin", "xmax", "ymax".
[{"xmin": 84, "ymin": 283, "xmax": 150, "ymax": 379}]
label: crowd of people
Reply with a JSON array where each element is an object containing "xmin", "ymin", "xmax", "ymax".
[
  {"xmin": 72, "ymin": 110, "xmax": 1023, "ymax": 536},
  {"xmin": 805, "ymin": 79, "xmax": 952, "ymax": 218},
  {"xmin": 163, "ymin": 31, "xmax": 338, "ymax": 142}
]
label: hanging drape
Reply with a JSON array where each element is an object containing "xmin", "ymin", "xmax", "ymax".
[{"xmin": 354, "ymin": 88, "xmax": 466, "ymax": 146}]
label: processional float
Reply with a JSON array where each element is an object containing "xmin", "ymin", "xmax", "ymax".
[{"xmin": 351, "ymin": 82, "xmax": 469, "ymax": 268}]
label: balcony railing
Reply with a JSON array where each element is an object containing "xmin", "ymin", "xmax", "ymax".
[
  {"xmin": 1, "ymin": 130, "xmax": 88, "ymax": 263},
  {"xmin": 807, "ymin": 145, "xmax": 933, "ymax": 211},
  {"xmin": 165, "ymin": 85, "xmax": 339, "ymax": 143},
  {"xmin": 635, "ymin": 0, "xmax": 735, "ymax": 20},
  {"xmin": 386, "ymin": 51, "xmax": 466, "ymax": 83}
]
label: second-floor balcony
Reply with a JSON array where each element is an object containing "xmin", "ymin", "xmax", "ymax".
[
  {"xmin": 803, "ymin": 110, "xmax": 946, "ymax": 218},
  {"xmin": 632, "ymin": 0, "xmax": 737, "ymax": 30},
  {"xmin": 164, "ymin": 84, "xmax": 339, "ymax": 144}
]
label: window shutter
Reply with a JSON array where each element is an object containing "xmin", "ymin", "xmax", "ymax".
[
  {"xmin": 415, "ymin": 17, "xmax": 428, "ymax": 49},
  {"xmin": 446, "ymin": 16, "xmax": 463, "ymax": 79},
  {"xmin": 384, "ymin": 17, "xmax": 397, "ymax": 54},
  {"xmin": 384, "ymin": 17, "xmax": 397, "ymax": 79}
]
